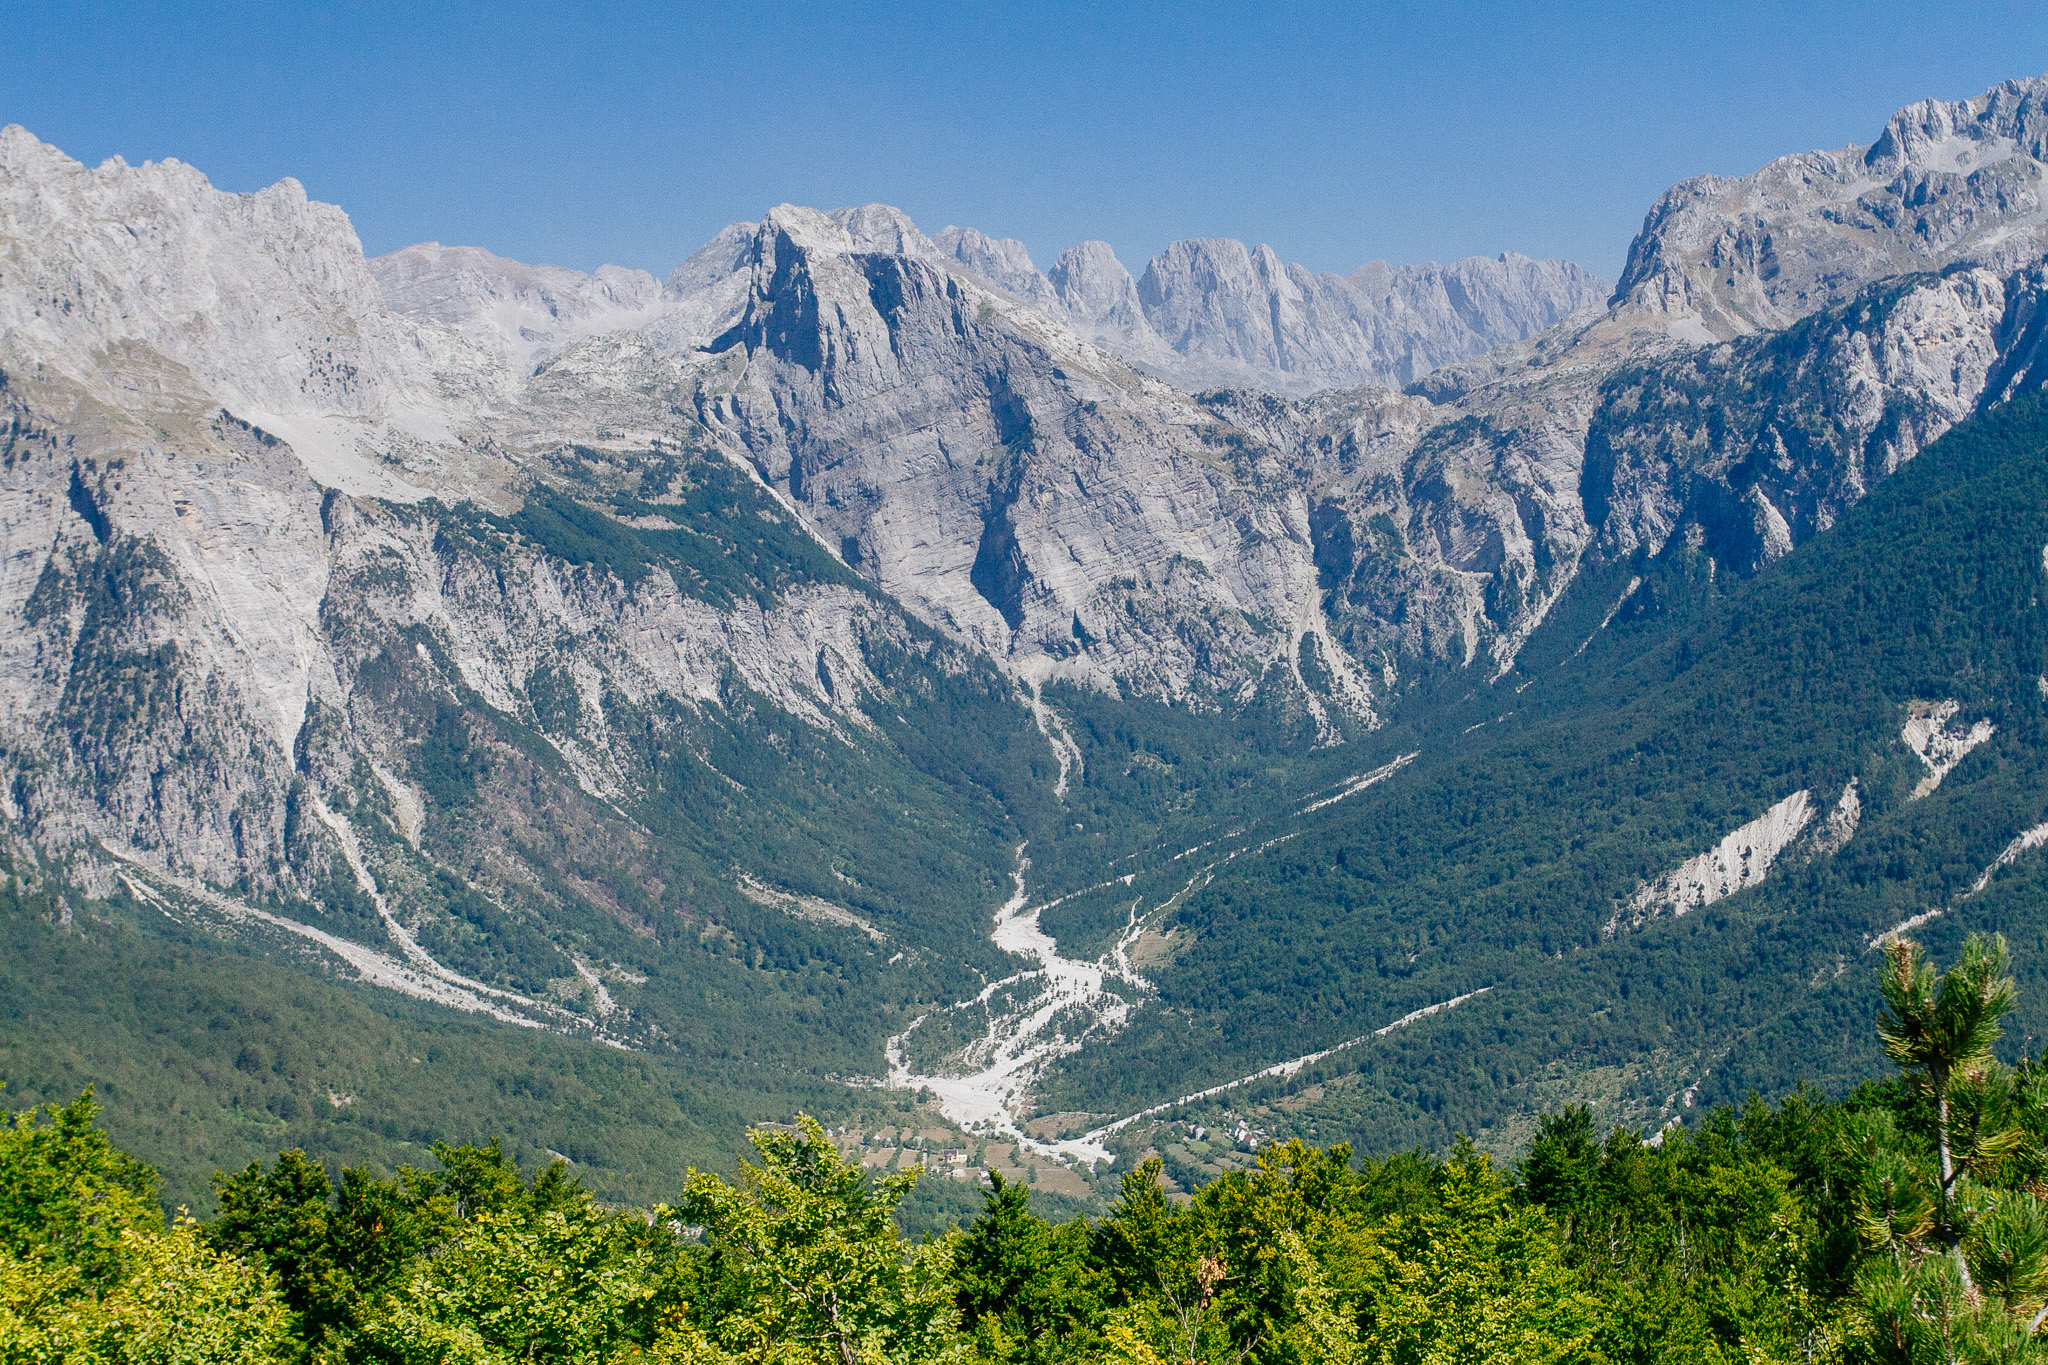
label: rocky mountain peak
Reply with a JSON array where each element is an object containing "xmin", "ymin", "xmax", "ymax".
[
  {"xmin": 1126, "ymin": 237, "xmax": 1607, "ymax": 394},
  {"xmin": 1864, "ymin": 76, "xmax": 2048, "ymax": 178},
  {"xmin": 933, "ymin": 225, "xmax": 1057, "ymax": 305},
  {"xmin": 1047, "ymin": 240, "xmax": 1140, "ymax": 318},
  {"xmin": 1612, "ymin": 75, "xmax": 2048, "ymax": 340},
  {"xmin": 1139, "ymin": 237, "xmax": 1297, "ymax": 351},
  {"xmin": 1044, "ymin": 240, "xmax": 1169, "ymax": 363},
  {"xmin": 0, "ymin": 125, "xmax": 498, "ymax": 499},
  {"xmin": 662, "ymin": 220, "xmax": 758, "ymax": 297}
]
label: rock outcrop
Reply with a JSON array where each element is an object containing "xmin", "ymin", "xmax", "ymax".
[{"xmin": 688, "ymin": 205, "xmax": 1349, "ymax": 707}]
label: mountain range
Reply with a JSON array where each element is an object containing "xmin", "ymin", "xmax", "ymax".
[
  {"xmin": 371, "ymin": 204, "xmax": 1609, "ymax": 397},
  {"xmin": 5, "ymin": 75, "xmax": 2048, "ymax": 1208}
]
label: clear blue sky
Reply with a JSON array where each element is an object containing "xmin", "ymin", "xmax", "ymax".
[{"xmin": 5, "ymin": 1, "xmax": 2044, "ymax": 283}]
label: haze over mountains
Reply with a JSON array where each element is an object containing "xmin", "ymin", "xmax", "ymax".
[
  {"xmin": 6, "ymin": 75, "xmax": 2048, "ymax": 1203},
  {"xmin": 369, "ymin": 203, "xmax": 1611, "ymax": 396}
]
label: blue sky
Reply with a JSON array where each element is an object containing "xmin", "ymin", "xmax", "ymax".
[{"xmin": 5, "ymin": 1, "xmax": 2044, "ymax": 283}]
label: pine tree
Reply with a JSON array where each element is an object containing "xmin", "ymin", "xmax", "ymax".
[{"xmin": 1877, "ymin": 933, "xmax": 2019, "ymax": 1292}]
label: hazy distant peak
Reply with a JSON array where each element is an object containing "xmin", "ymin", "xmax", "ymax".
[
  {"xmin": 934, "ymin": 224, "xmax": 1036, "ymax": 273},
  {"xmin": 370, "ymin": 241, "xmax": 665, "ymax": 370},
  {"xmin": 664, "ymin": 220, "xmax": 757, "ymax": 297},
  {"xmin": 1048, "ymin": 241, "xmax": 1142, "ymax": 317},
  {"xmin": 933, "ymin": 224, "xmax": 1055, "ymax": 304}
]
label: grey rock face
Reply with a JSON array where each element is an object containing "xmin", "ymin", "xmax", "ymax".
[
  {"xmin": 649, "ymin": 221, "xmax": 760, "ymax": 351},
  {"xmin": 1047, "ymin": 241, "xmax": 1141, "ymax": 323},
  {"xmin": 664, "ymin": 220, "xmax": 759, "ymax": 297},
  {"xmin": 1613, "ymin": 75, "xmax": 2048, "ymax": 339},
  {"xmin": 0, "ymin": 371, "xmax": 322, "ymax": 894},
  {"xmin": 1589, "ymin": 267, "xmax": 2023, "ymax": 570},
  {"xmin": 1045, "ymin": 241, "xmax": 1173, "ymax": 361},
  {"xmin": 827, "ymin": 202, "xmax": 937, "ymax": 257},
  {"xmin": 691, "ymin": 206, "xmax": 1354, "ymax": 710},
  {"xmin": 0, "ymin": 124, "xmax": 477, "ymax": 430}
]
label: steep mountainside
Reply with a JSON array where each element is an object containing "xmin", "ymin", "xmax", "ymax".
[
  {"xmin": 686, "ymin": 205, "xmax": 1366, "ymax": 706},
  {"xmin": 1035, "ymin": 390, "xmax": 2048, "ymax": 1173},
  {"xmin": 0, "ymin": 125, "xmax": 1090, "ymax": 1132},
  {"xmin": 6, "ymin": 74, "xmax": 2048, "ymax": 1200}
]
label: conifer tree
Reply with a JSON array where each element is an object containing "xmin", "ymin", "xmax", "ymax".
[{"xmin": 1877, "ymin": 933, "xmax": 2020, "ymax": 1292}]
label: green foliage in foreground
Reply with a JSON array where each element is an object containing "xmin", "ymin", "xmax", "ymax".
[{"xmin": 16, "ymin": 936, "xmax": 2048, "ymax": 1363}]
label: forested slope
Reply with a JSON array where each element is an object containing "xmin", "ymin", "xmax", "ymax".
[
  {"xmin": 0, "ymin": 868, "xmax": 844, "ymax": 1209},
  {"xmin": 1041, "ymin": 390, "xmax": 2048, "ymax": 1161}
]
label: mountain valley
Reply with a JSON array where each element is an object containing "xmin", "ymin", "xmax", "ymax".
[{"xmin": 7, "ymin": 75, "xmax": 2048, "ymax": 1214}]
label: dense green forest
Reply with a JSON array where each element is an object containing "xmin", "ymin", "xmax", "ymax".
[
  {"xmin": 0, "ymin": 872, "xmax": 800, "ymax": 1207},
  {"xmin": 8, "ymin": 932, "xmax": 2048, "ymax": 1364}
]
